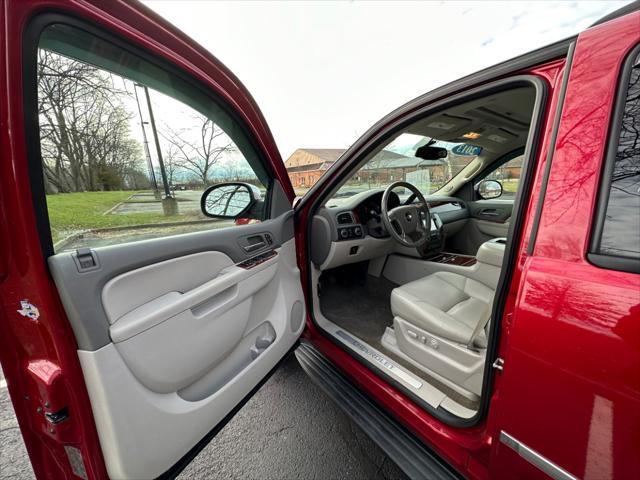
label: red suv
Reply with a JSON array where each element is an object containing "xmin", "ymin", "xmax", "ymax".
[{"xmin": 1, "ymin": 1, "xmax": 638, "ymax": 479}]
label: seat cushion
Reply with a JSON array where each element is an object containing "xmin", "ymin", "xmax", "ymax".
[{"xmin": 390, "ymin": 271, "xmax": 494, "ymax": 347}]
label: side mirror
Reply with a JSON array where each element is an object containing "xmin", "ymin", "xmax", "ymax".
[
  {"xmin": 200, "ymin": 183, "xmax": 260, "ymax": 219},
  {"xmin": 477, "ymin": 179, "xmax": 503, "ymax": 200}
]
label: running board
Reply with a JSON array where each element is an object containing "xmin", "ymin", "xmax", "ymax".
[{"xmin": 295, "ymin": 341, "xmax": 463, "ymax": 480}]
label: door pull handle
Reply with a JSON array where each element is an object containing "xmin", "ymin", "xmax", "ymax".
[
  {"xmin": 480, "ymin": 209, "xmax": 499, "ymax": 216},
  {"xmin": 244, "ymin": 241, "xmax": 266, "ymax": 252}
]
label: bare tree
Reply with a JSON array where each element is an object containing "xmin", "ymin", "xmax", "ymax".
[
  {"xmin": 37, "ymin": 49, "xmax": 146, "ymax": 192},
  {"xmin": 612, "ymin": 60, "xmax": 640, "ymax": 197},
  {"xmin": 162, "ymin": 116, "xmax": 235, "ymax": 187},
  {"xmin": 220, "ymin": 157, "xmax": 244, "ymax": 181},
  {"xmin": 162, "ymin": 143, "xmax": 181, "ymax": 188}
]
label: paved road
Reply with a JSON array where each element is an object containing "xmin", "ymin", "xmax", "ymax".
[{"xmin": 1, "ymin": 354, "xmax": 407, "ymax": 480}]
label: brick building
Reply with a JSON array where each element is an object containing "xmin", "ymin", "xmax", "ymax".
[
  {"xmin": 285, "ymin": 148, "xmax": 345, "ymax": 189},
  {"xmin": 285, "ymin": 147, "xmax": 476, "ymax": 191}
]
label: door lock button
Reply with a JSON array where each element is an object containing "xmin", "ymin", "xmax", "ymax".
[{"xmin": 73, "ymin": 248, "xmax": 100, "ymax": 272}]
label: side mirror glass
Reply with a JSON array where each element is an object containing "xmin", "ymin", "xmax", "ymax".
[
  {"xmin": 200, "ymin": 183, "xmax": 258, "ymax": 219},
  {"xmin": 477, "ymin": 179, "xmax": 503, "ymax": 200}
]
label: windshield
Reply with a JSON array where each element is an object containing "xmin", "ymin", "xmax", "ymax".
[{"xmin": 328, "ymin": 133, "xmax": 480, "ymax": 204}]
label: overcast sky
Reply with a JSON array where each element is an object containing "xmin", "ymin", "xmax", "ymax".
[{"xmin": 143, "ymin": 1, "xmax": 630, "ymax": 160}]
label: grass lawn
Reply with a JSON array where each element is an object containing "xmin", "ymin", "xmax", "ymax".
[
  {"xmin": 46, "ymin": 191, "xmax": 197, "ymax": 243},
  {"xmin": 501, "ymin": 179, "xmax": 519, "ymax": 193}
]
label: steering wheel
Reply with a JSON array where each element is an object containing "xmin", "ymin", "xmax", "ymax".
[{"xmin": 381, "ymin": 181, "xmax": 431, "ymax": 248}]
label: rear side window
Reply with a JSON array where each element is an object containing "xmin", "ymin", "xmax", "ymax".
[{"xmin": 591, "ymin": 48, "xmax": 640, "ymax": 272}]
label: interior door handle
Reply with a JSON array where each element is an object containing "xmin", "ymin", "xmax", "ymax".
[
  {"xmin": 239, "ymin": 232, "xmax": 274, "ymax": 253},
  {"xmin": 243, "ymin": 241, "xmax": 266, "ymax": 252},
  {"xmin": 479, "ymin": 209, "xmax": 500, "ymax": 216}
]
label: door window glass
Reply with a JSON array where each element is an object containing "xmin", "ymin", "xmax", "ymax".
[
  {"xmin": 37, "ymin": 24, "xmax": 268, "ymax": 252},
  {"xmin": 477, "ymin": 155, "xmax": 524, "ymax": 199},
  {"xmin": 597, "ymin": 51, "xmax": 640, "ymax": 261}
]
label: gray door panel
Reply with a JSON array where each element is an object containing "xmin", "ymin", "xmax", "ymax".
[
  {"xmin": 48, "ymin": 205, "xmax": 306, "ymax": 479},
  {"xmin": 48, "ymin": 211, "xmax": 294, "ymax": 351},
  {"xmin": 449, "ymin": 199, "xmax": 512, "ymax": 255},
  {"xmin": 468, "ymin": 199, "xmax": 513, "ymax": 223},
  {"xmin": 107, "ymin": 250, "xmax": 279, "ymax": 393}
]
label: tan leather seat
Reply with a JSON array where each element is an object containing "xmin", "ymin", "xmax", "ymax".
[{"xmin": 390, "ymin": 271, "xmax": 494, "ymax": 348}]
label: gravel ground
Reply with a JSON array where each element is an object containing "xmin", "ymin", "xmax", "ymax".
[
  {"xmin": 0, "ymin": 373, "xmax": 33, "ymax": 480},
  {"xmin": 1, "ymin": 354, "xmax": 407, "ymax": 480}
]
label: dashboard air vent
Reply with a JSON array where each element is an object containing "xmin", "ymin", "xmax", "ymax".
[{"xmin": 336, "ymin": 212, "xmax": 354, "ymax": 225}]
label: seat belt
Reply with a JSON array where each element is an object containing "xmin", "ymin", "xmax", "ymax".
[{"xmin": 467, "ymin": 302, "xmax": 492, "ymax": 350}]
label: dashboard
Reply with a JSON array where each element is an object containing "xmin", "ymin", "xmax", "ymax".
[
  {"xmin": 355, "ymin": 191, "xmax": 400, "ymax": 238},
  {"xmin": 311, "ymin": 188, "xmax": 469, "ymax": 269}
]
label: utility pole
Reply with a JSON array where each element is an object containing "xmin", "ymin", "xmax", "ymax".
[
  {"xmin": 141, "ymin": 85, "xmax": 172, "ymax": 199},
  {"xmin": 133, "ymin": 85, "xmax": 159, "ymax": 198},
  {"xmin": 136, "ymin": 84, "xmax": 178, "ymax": 215}
]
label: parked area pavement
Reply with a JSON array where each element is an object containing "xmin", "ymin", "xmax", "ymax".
[
  {"xmin": 1, "ymin": 354, "xmax": 407, "ymax": 480},
  {"xmin": 111, "ymin": 190, "xmax": 203, "ymax": 215}
]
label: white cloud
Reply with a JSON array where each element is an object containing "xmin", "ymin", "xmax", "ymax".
[{"xmin": 142, "ymin": 0, "xmax": 630, "ymax": 159}]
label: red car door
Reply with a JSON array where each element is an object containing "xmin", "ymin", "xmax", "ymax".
[
  {"xmin": 488, "ymin": 11, "xmax": 640, "ymax": 480},
  {"xmin": 0, "ymin": 1, "xmax": 304, "ymax": 478}
]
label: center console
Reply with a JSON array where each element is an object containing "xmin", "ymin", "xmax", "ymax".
[
  {"xmin": 428, "ymin": 238, "xmax": 505, "ymax": 267},
  {"xmin": 383, "ymin": 237, "xmax": 507, "ymax": 289},
  {"xmin": 427, "ymin": 252, "xmax": 477, "ymax": 267},
  {"xmin": 476, "ymin": 237, "xmax": 506, "ymax": 268}
]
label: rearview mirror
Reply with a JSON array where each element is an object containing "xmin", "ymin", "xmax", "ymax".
[
  {"xmin": 477, "ymin": 179, "xmax": 503, "ymax": 200},
  {"xmin": 200, "ymin": 183, "xmax": 260, "ymax": 219},
  {"xmin": 415, "ymin": 145, "xmax": 448, "ymax": 161}
]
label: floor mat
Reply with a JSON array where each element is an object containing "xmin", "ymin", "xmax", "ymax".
[
  {"xmin": 319, "ymin": 273, "xmax": 478, "ymax": 410},
  {"xmin": 319, "ymin": 274, "xmax": 396, "ymax": 346}
]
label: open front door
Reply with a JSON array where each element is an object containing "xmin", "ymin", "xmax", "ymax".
[{"xmin": 0, "ymin": 2, "xmax": 303, "ymax": 479}]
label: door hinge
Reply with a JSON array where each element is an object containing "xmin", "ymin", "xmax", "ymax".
[{"xmin": 492, "ymin": 357, "xmax": 504, "ymax": 372}]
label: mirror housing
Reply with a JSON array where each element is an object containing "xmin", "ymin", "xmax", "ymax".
[
  {"xmin": 415, "ymin": 145, "xmax": 448, "ymax": 161},
  {"xmin": 477, "ymin": 179, "xmax": 503, "ymax": 200},
  {"xmin": 200, "ymin": 182, "xmax": 262, "ymax": 219}
]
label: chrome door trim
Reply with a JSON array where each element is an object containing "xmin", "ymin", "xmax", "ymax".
[{"xmin": 500, "ymin": 431, "xmax": 577, "ymax": 480}]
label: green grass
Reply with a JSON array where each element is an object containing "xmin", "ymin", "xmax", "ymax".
[
  {"xmin": 501, "ymin": 179, "xmax": 520, "ymax": 193},
  {"xmin": 46, "ymin": 191, "xmax": 196, "ymax": 243}
]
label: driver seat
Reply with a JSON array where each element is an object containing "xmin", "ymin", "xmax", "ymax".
[{"xmin": 389, "ymin": 271, "xmax": 494, "ymax": 396}]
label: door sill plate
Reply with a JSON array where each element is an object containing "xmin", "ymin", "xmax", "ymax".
[{"xmin": 335, "ymin": 330, "xmax": 423, "ymax": 389}]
